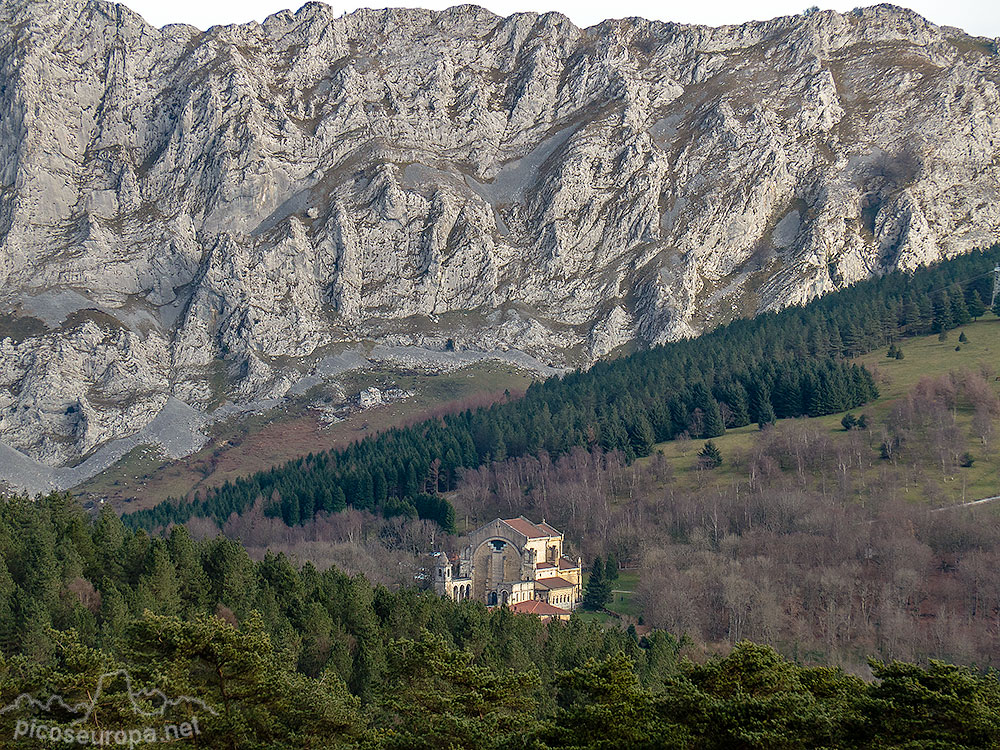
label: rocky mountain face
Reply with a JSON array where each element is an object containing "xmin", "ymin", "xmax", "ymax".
[{"xmin": 0, "ymin": 0, "xmax": 998, "ymax": 471}]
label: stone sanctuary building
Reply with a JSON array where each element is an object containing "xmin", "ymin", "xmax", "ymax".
[{"xmin": 433, "ymin": 517, "xmax": 582, "ymax": 620}]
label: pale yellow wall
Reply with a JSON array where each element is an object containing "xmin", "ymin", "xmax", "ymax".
[
  {"xmin": 523, "ymin": 538, "xmax": 547, "ymax": 562},
  {"xmin": 512, "ymin": 581, "xmax": 533, "ymax": 604},
  {"xmin": 538, "ymin": 584, "xmax": 575, "ymax": 606},
  {"xmin": 524, "ymin": 537, "xmax": 562, "ymax": 564},
  {"xmin": 524, "ymin": 536, "xmax": 565, "ymax": 568},
  {"xmin": 561, "ymin": 568, "xmax": 581, "ymax": 587}
]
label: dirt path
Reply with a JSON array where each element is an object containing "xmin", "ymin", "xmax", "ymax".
[{"xmin": 931, "ymin": 494, "xmax": 1000, "ymax": 513}]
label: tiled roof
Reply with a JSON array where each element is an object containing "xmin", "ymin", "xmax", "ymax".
[
  {"xmin": 537, "ymin": 521, "xmax": 561, "ymax": 537},
  {"xmin": 502, "ymin": 517, "xmax": 547, "ymax": 539},
  {"xmin": 535, "ymin": 561, "xmax": 555, "ymax": 569},
  {"xmin": 510, "ymin": 600, "xmax": 571, "ymax": 617},
  {"xmin": 534, "ymin": 576, "xmax": 576, "ymax": 590},
  {"xmin": 558, "ymin": 556, "xmax": 579, "ymax": 570}
]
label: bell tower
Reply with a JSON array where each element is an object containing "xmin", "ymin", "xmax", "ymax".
[{"xmin": 433, "ymin": 552, "xmax": 451, "ymax": 596}]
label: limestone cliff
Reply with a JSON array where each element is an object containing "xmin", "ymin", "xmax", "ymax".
[{"xmin": 1, "ymin": 0, "xmax": 998, "ymax": 467}]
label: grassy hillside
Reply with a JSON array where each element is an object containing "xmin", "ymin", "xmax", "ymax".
[
  {"xmin": 72, "ymin": 360, "xmax": 537, "ymax": 511},
  {"xmin": 575, "ymin": 569, "xmax": 640, "ymax": 626},
  {"xmin": 643, "ymin": 315, "xmax": 1000, "ymax": 507}
]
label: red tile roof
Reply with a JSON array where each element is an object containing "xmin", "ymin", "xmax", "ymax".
[
  {"xmin": 502, "ymin": 517, "xmax": 546, "ymax": 539},
  {"xmin": 558, "ymin": 556, "xmax": 579, "ymax": 570},
  {"xmin": 537, "ymin": 521, "xmax": 561, "ymax": 537},
  {"xmin": 534, "ymin": 576, "xmax": 576, "ymax": 590},
  {"xmin": 510, "ymin": 600, "xmax": 571, "ymax": 617},
  {"xmin": 535, "ymin": 561, "xmax": 555, "ymax": 569}
]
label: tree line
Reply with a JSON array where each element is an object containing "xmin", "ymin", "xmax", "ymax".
[{"xmin": 122, "ymin": 247, "xmax": 999, "ymax": 533}]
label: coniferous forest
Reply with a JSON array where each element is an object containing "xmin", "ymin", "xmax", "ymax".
[
  {"xmin": 121, "ymin": 247, "xmax": 1000, "ymax": 535},
  {"xmin": 2, "ymin": 493, "xmax": 1000, "ymax": 749}
]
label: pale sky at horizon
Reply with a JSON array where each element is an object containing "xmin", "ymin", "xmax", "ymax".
[{"xmin": 120, "ymin": 0, "xmax": 998, "ymax": 39}]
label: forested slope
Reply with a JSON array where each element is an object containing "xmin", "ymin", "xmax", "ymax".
[{"xmin": 124, "ymin": 247, "xmax": 1000, "ymax": 533}]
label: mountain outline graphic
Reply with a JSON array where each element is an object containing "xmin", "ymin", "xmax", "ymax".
[{"xmin": 0, "ymin": 670, "xmax": 218, "ymax": 725}]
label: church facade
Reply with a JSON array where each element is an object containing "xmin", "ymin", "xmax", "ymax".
[{"xmin": 433, "ymin": 517, "xmax": 582, "ymax": 618}]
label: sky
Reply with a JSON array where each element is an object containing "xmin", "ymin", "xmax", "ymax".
[{"xmin": 120, "ymin": 0, "xmax": 999, "ymax": 38}]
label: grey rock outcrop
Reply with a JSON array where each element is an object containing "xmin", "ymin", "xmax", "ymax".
[{"xmin": 0, "ymin": 0, "xmax": 998, "ymax": 468}]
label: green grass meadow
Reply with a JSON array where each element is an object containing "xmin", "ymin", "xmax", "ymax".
[{"xmin": 638, "ymin": 316, "xmax": 1000, "ymax": 507}]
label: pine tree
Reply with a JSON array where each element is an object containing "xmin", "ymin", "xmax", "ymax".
[
  {"xmin": 139, "ymin": 545, "xmax": 183, "ymax": 617},
  {"xmin": 702, "ymin": 399, "xmax": 726, "ymax": 439},
  {"xmin": 332, "ymin": 486, "xmax": 348, "ymax": 513},
  {"xmin": 373, "ymin": 470, "xmax": 388, "ymax": 506},
  {"xmin": 319, "ymin": 487, "xmax": 334, "ymax": 513},
  {"xmin": 721, "ymin": 382, "xmax": 751, "ymax": 427},
  {"xmin": 900, "ymin": 298, "xmax": 921, "ymax": 332},
  {"xmin": 828, "ymin": 326, "xmax": 844, "ymax": 357},
  {"xmin": 281, "ymin": 493, "xmax": 299, "ymax": 526},
  {"xmin": 541, "ymin": 653, "xmax": 675, "ymax": 749},
  {"xmin": 167, "ymin": 526, "xmax": 211, "ymax": 615},
  {"xmin": 0, "ymin": 559, "xmax": 17, "ymax": 654},
  {"xmin": 627, "ymin": 413, "xmax": 656, "ymax": 456},
  {"xmin": 698, "ymin": 440, "xmax": 723, "ymax": 468},
  {"xmin": 299, "ymin": 488, "xmax": 315, "ymax": 524},
  {"xmin": 861, "ymin": 660, "xmax": 1000, "ymax": 747},
  {"xmin": 757, "ymin": 399, "xmax": 776, "ymax": 430},
  {"xmin": 693, "ymin": 383, "xmax": 725, "ymax": 438},
  {"xmin": 605, "ymin": 552, "xmax": 619, "ymax": 584},
  {"xmin": 378, "ymin": 632, "xmax": 539, "ymax": 750},
  {"xmin": 916, "ymin": 295, "xmax": 934, "ymax": 331},
  {"xmin": 843, "ymin": 322, "xmax": 865, "ymax": 357},
  {"xmin": 933, "ymin": 291, "xmax": 953, "ymax": 332},
  {"xmin": 354, "ymin": 471, "xmax": 375, "ymax": 510},
  {"xmin": 125, "ymin": 612, "xmax": 364, "ymax": 747},
  {"xmin": 751, "ymin": 384, "xmax": 776, "ymax": 429},
  {"xmin": 583, "ymin": 557, "xmax": 611, "ymax": 611},
  {"xmin": 968, "ymin": 289, "xmax": 987, "ymax": 320},
  {"xmin": 951, "ymin": 285, "xmax": 972, "ymax": 325}
]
